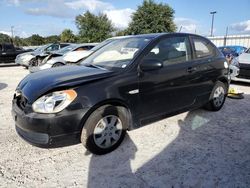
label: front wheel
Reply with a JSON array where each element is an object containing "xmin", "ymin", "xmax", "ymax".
[
  {"xmin": 81, "ymin": 105, "xmax": 128, "ymax": 155},
  {"xmin": 204, "ymin": 81, "xmax": 227, "ymax": 111}
]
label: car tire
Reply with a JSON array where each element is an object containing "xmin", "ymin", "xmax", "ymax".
[
  {"xmin": 81, "ymin": 105, "xmax": 128, "ymax": 155},
  {"xmin": 52, "ymin": 62, "xmax": 64, "ymax": 67},
  {"xmin": 204, "ymin": 81, "xmax": 227, "ymax": 111}
]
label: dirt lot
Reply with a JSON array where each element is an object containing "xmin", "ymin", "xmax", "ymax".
[{"xmin": 0, "ymin": 66, "xmax": 250, "ymax": 188}]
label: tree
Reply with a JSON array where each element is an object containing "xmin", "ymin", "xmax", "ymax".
[
  {"xmin": 76, "ymin": 11, "xmax": 115, "ymax": 42},
  {"xmin": 60, "ymin": 29, "xmax": 76, "ymax": 43},
  {"xmin": 13, "ymin": 36, "xmax": 26, "ymax": 46},
  {"xmin": 0, "ymin": 33, "xmax": 12, "ymax": 43},
  {"xmin": 126, "ymin": 0, "xmax": 177, "ymax": 34},
  {"xmin": 45, "ymin": 35, "xmax": 60, "ymax": 43},
  {"xmin": 25, "ymin": 34, "xmax": 45, "ymax": 46},
  {"xmin": 115, "ymin": 30, "xmax": 127, "ymax": 36}
]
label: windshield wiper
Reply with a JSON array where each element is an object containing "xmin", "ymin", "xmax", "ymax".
[{"xmin": 84, "ymin": 63, "xmax": 106, "ymax": 70}]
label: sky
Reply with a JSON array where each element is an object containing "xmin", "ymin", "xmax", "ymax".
[{"xmin": 0, "ymin": 0, "xmax": 250, "ymax": 38}]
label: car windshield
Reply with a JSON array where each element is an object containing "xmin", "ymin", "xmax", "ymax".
[
  {"xmin": 34, "ymin": 44, "xmax": 50, "ymax": 52},
  {"xmin": 89, "ymin": 39, "xmax": 114, "ymax": 52},
  {"xmin": 81, "ymin": 37, "xmax": 152, "ymax": 70},
  {"xmin": 55, "ymin": 45, "xmax": 76, "ymax": 54}
]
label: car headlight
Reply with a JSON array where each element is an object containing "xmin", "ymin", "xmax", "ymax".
[{"xmin": 32, "ymin": 89, "xmax": 77, "ymax": 113}]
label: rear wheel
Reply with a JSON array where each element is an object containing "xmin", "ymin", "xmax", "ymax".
[
  {"xmin": 204, "ymin": 81, "xmax": 227, "ymax": 111},
  {"xmin": 52, "ymin": 62, "xmax": 64, "ymax": 67},
  {"xmin": 81, "ymin": 105, "xmax": 128, "ymax": 155}
]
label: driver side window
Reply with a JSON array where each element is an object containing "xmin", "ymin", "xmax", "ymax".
[
  {"xmin": 46, "ymin": 44, "xmax": 59, "ymax": 52},
  {"xmin": 143, "ymin": 36, "xmax": 191, "ymax": 66}
]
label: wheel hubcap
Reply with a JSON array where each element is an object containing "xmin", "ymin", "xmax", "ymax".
[
  {"xmin": 93, "ymin": 115, "xmax": 122, "ymax": 149},
  {"xmin": 213, "ymin": 86, "xmax": 225, "ymax": 107}
]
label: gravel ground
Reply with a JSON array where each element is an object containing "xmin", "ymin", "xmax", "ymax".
[{"xmin": 0, "ymin": 66, "xmax": 250, "ymax": 188}]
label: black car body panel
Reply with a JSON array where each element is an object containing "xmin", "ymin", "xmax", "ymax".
[
  {"xmin": 0, "ymin": 43, "xmax": 32, "ymax": 63},
  {"xmin": 12, "ymin": 33, "xmax": 229, "ymax": 147},
  {"xmin": 17, "ymin": 65, "xmax": 114, "ymax": 103}
]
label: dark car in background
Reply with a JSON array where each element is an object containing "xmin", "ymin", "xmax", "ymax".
[
  {"xmin": 0, "ymin": 43, "xmax": 32, "ymax": 64},
  {"xmin": 12, "ymin": 33, "xmax": 229, "ymax": 154}
]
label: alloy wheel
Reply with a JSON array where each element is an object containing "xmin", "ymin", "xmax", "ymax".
[
  {"xmin": 213, "ymin": 86, "xmax": 225, "ymax": 107},
  {"xmin": 93, "ymin": 115, "xmax": 123, "ymax": 149}
]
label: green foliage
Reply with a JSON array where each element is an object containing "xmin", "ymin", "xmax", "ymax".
[
  {"xmin": 126, "ymin": 0, "xmax": 177, "ymax": 34},
  {"xmin": 0, "ymin": 33, "xmax": 12, "ymax": 43},
  {"xmin": 60, "ymin": 29, "xmax": 76, "ymax": 43},
  {"xmin": 115, "ymin": 30, "xmax": 127, "ymax": 36},
  {"xmin": 76, "ymin": 11, "xmax": 115, "ymax": 42},
  {"xmin": 45, "ymin": 35, "xmax": 60, "ymax": 43},
  {"xmin": 25, "ymin": 34, "xmax": 45, "ymax": 46},
  {"xmin": 13, "ymin": 36, "xmax": 25, "ymax": 46}
]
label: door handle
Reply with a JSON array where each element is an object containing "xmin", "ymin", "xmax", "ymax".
[
  {"xmin": 187, "ymin": 67, "xmax": 197, "ymax": 73},
  {"xmin": 2, "ymin": 52, "xmax": 6, "ymax": 55}
]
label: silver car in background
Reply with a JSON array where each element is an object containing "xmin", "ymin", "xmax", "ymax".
[
  {"xmin": 15, "ymin": 43, "xmax": 70, "ymax": 68},
  {"xmin": 234, "ymin": 48, "xmax": 250, "ymax": 82},
  {"xmin": 29, "ymin": 43, "xmax": 97, "ymax": 73}
]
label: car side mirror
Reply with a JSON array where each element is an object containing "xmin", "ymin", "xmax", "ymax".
[{"xmin": 140, "ymin": 59, "xmax": 163, "ymax": 71}]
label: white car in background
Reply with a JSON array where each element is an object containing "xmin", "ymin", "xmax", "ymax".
[
  {"xmin": 15, "ymin": 43, "xmax": 70, "ymax": 68},
  {"xmin": 29, "ymin": 37, "xmax": 128, "ymax": 72},
  {"xmin": 29, "ymin": 43, "xmax": 97, "ymax": 72},
  {"xmin": 30, "ymin": 36, "xmax": 132, "ymax": 73}
]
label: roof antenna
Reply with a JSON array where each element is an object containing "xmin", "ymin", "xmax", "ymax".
[{"xmin": 179, "ymin": 26, "xmax": 182, "ymax": 32}]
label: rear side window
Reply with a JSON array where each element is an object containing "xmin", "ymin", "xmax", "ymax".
[
  {"xmin": 5, "ymin": 44, "xmax": 14, "ymax": 52},
  {"xmin": 143, "ymin": 36, "xmax": 192, "ymax": 66},
  {"xmin": 75, "ymin": 46, "xmax": 93, "ymax": 51},
  {"xmin": 192, "ymin": 37, "xmax": 214, "ymax": 59}
]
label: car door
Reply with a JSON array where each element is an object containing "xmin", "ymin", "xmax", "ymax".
[
  {"xmin": 2, "ymin": 44, "xmax": 16, "ymax": 63},
  {"xmin": 0, "ymin": 44, "xmax": 4, "ymax": 63},
  {"xmin": 189, "ymin": 36, "xmax": 218, "ymax": 105},
  {"xmin": 137, "ymin": 35, "xmax": 198, "ymax": 121}
]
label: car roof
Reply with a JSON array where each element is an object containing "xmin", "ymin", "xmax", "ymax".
[
  {"xmin": 78, "ymin": 43, "xmax": 99, "ymax": 46},
  {"xmin": 219, "ymin": 45, "xmax": 245, "ymax": 48},
  {"xmin": 110, "ymin": 33, "xmax": 207, "ymax": 41}
]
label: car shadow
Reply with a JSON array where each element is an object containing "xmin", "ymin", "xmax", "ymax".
[
  {"xmin": 0, "ymin": 63, "xmax": 19, "ymax": 67},
  {"xmin": 231, "ymin": 80, "xmax": 250, "ymax": 87},
  {"xmin": 0, "ymin": 83, "xmax": 8, "ymax": 90},
  {"xmin": 86, "ymin": 134, "xmax": 141, "ymax": 188},
  {"xmin": 134, "ymin": 95, "xmax": 250, "ymax": 187},
  {"xmin": 86, "ymin": 95, "xmax": 250, "ymax": 187}
]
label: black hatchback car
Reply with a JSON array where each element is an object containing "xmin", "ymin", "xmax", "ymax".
[{"xmin": 12, "ymin": 33, "xmax": 229, "ymax": 154}]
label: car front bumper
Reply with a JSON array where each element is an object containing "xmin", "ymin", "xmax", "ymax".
[
  {"xmin": 15, "ymin": 56, "xmax": 34, "ymax": 67},
  {"xmin": 12, "ymin": 99, "xmax": 88, "ymax": 148},
  {"xmin": 237, "ymin": 63, "xmax": 250, "ymax": 80}
]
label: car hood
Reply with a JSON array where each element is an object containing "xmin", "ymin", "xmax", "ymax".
[
  {"xmin": 63, "ymin": 51, "xmax": 93, "ymax": 62},
  {"xmin": 17, "ymin": 65, "xmax": 113, "ymax": 102},
  {"xmin": 17, "ymin": 51, "xmax": 33, "ymax": 57},
  {"xmin": 47, "ymin": 56, "xmax": 64, "ymax": 65},
  {"xmin": 239, "ymin": 53, "xmax": 250, "ymax": 64}
]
